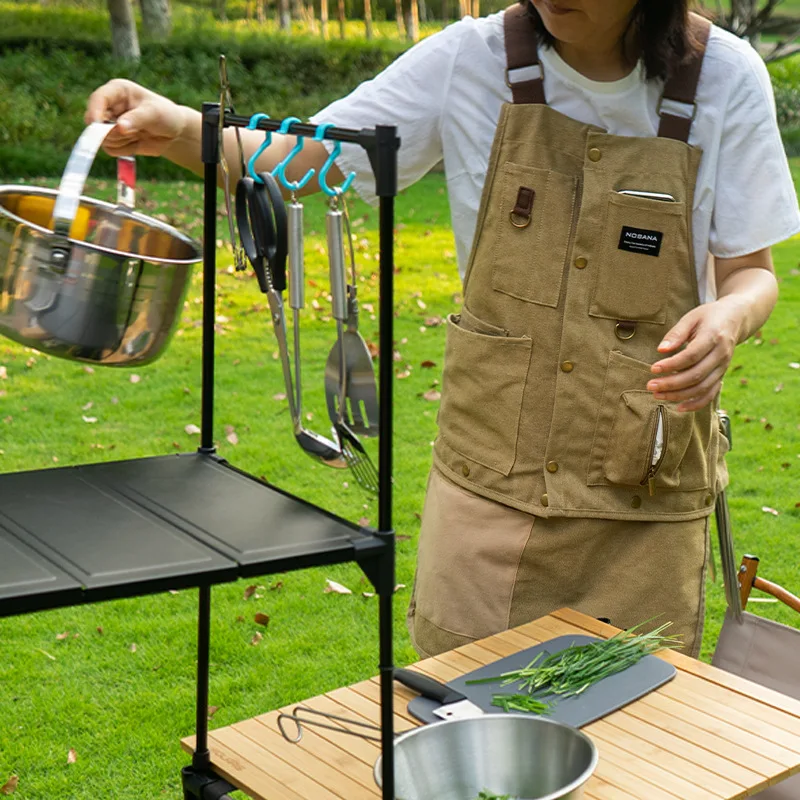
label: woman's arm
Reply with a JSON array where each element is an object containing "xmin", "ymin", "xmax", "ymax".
[{"xmin": 645, "ymin": 248, "xmax": 778, "ymax": 412}]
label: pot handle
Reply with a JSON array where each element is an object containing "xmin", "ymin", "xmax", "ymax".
[{"xmin": 50, "ymin": 122, "xmax": 132, "ymax": 268}]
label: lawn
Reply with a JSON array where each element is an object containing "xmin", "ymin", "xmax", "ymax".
[{"xmin": 0, "ymin": 165, "xmax": 798, "ymax": 798}]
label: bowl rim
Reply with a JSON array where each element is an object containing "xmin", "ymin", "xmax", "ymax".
[
  {"xmin": 0, "ymin": 185, "xmax": 202, "ymax": 266},
  {"xmin": 373, "ymin": 713, "xmax": 599, "ymax": 800}
]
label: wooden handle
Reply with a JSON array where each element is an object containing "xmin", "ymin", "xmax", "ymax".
[
  {"xmin": 738, "ymin": 555, "xmax": 759, "ymax": 610},
  {"xmin": 753, "ymin": 576, "xmax": 800, "ymax": 614}
]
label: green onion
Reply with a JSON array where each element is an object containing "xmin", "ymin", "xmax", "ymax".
[
  {"xmin": 491, "ymin": 693, "xmax": 551, "ymax": 714},
  {"xmin": 468, "ymin": 621, "xmax": 681, "ymax": 708},
  {"xmin": 475, "ymin": 792, "xmax": 514, "ymax": 800}
]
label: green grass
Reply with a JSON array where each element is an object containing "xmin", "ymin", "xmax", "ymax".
[{"xmin": 0, "ymin": 166, "xmax": 799, "ymax": 798}]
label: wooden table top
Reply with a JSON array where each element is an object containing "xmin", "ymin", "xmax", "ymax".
[{"xmin": 181, "ymin": 608, "xmax": 800, "ymax": 799}]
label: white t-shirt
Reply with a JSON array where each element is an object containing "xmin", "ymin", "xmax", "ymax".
[{"xmin": 311, "ymin": 11, "xmax": 800, "ymax": 303}]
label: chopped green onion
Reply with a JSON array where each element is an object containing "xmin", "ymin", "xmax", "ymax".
[{"xmin": 490, "ymin": 693, "xmax": 551, "ymax": 714}]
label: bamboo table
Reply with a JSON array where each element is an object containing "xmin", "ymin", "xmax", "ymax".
[{"xmin": 181, "ymin": 608, "xmax": 800, "ymax": 799}]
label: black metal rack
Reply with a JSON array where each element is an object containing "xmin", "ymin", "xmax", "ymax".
[{"xmin": 0, "ymin": 106, "xmax": 400, "ymax": 800}]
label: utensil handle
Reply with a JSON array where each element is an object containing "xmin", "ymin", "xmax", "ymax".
[
  {"xmin": 51, "ymin": 122, "xmax": 128, "ymax": 239},
  {"xmin": 288, "ymin": 201, "xmax": 304, "ymax": 310},
  {"xmin": 326, "ymin": 206, "xmax": 347, "ymax": 322},
  {"xmin": 394, "ymin": 668, "xmax": 468, "ymax": 705}
]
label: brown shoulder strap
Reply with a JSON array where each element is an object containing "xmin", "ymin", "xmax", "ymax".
[
  {"xmin": 503, "ymin": 3, "xmax": 545, "ymax": 105},
  {"xmin": 657, "ymin": 13, "xmax": 712, "ymax": 142}
]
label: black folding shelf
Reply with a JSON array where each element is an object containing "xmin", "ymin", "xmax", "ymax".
[{"xmin": 0, "ymin": 106, "xmax": 400, "ymax": 800}]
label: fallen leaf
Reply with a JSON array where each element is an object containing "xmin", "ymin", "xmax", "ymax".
[
  {"xmin": 420, "ymin": 360, "xmax": 436, "ymax": 368},
  {"xmin": 367, "ymin": 341, "xmax": 380, "ymax": 359},
  {"xmin": 765, "ymin": 423, "xmax": 774, "ymax": 431},
  {"xmin": 56, "ymin": 632, "xmax": 70, "ymax": 641},
  {"xmin": 67, "ymin": 749, "xmax": 77, "ymax": 765},
  {"xmin": 129, "ymin": 374, "xmax": 141, "ymax": 384},
  {"xmin": 96, "ymin": 626, "xmax": 104, "ymax": 635},
  {"xmin": 250, "ymin": 632, "xmax": 263, "ymax": 646},
  {"xmin": 424, "ymin": 316, "xmax": 443, "ymax": 327},
  {"xmin": 775, "ymin": 383, "xmax": 784, "ymax": 393},
  {"xmin": 1, "ymin": 775, "xmax": 19, "ymax": 794},
  {"xmin": 397, "ymin": 534, "xmax": 412, "ymax": 541},
  {"xmin": 416, "ymin": 298, "xmax": 427, "ymax": 310},
  {"xmin": 207, "ymin": 705, "xmax": 220, "ymax": 719},
  {"xmin": 82, "ymin": 401, "xmax": 93, "ymax": 411},
  {"xmin": 83, "ymin": 366, "xmax": 95, "ymax": 375},
  {"xmin": 761, "ymin": 506, "xmax": 780, "ymax": 516},
  {"xmin": 739, "ymin": 378, "xmax": 749, "ymax": 386},
  {"xmin": 82, "ymin": 415, "xmax": 98, "ymax": 424},
  {"xmin": 168, "ymin": 590, "xmax": 180, "ymax": 595},
  {"xmin": 273, "ymin": 393, "xmax": 287, "ymax": 401},
  {"xmin": 185, "ymin": 424, "xmax": 201, "ymax": 435},
  {"xmin": 397, "ymin": 370, "xmax": 411, "ymax": 379},
  {"xmin": 36, "ymin": 649, "xmax": 56, "ymax": 661},
  {"xmin": 243, "ymin": 584, "xmax": 258, "ymax": 600},
  {"xmin": 130, "ymin": 643, "xmax": 137, "ymax": 652},
  {"xmin": 269, "ymin": 581, "xmax": 283, "ymax": 591},
  {"xmin": 324, "ymin": 579, "xmax": 352, "ymax": 595},
  {"xmin": 226, "ymin": 432, "xmax": 239, "ymax": 446},
  {"xmin": 422, "ymin": 390, "xmax": 441, "ymax": 402},
  {"xmin": 236, "ymin": 615, "xmax": 245, "ymax": 623},
  {"xmin": 358, "ymin": 516, "xmax": 371, "ymax": 527},
  {"xmin": 254, "ymin": 612, "xmax": 270, "ymax": 627},
  {"xmin": 363, "ymin": 592, "xmax": 376, "ymax": 598},
  {"xmin": 790, "ymin": 362, "xmax": 800, "ymax": 369},
  {"xmin": 394, "ymin": 583, "xmax": 407, "ymax": 592}
]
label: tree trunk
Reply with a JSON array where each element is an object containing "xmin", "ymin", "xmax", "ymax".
[
  {"xmin": 470, "ymin": 0, "xmax": 478, "ymax": 17},
  {"xmin": 458, "ymin": 0, "xmax": 468, "ymax": 17},
  {"xmin": 307, "ymin": 0, "xmax": 317, "ymax": 33},
  {"xmin": 441, "ymin": 0, "xmax": 449, "ymax": 22},
  {"xmin": 418, "ymin": 0, "xmax": 426, "ymax": 23},
  {"xmin": 257, "ymin": 0, "xmax": 266, "ymax": 23},
  {"xmin": 107, "ymin": 0, "xmax": 140, "ymax": 61},
  {"xmin": 396, "ymin": 0, "xmax": 404, "ymax": 35},
  {"xmin": 215, "ymin": 0, "xmax": 227, "ymax": 21},
  {"xmin": 405, "ymin": 0, "xmax": 418, "ymax": 41},
  {"xmin": 140, "ymin": 0, "xmax": 171, "ymax": 39},
  {"xmin": 364, "ymin": 0, "xmax": 373, "ymax": 39},
  {"xmin": 320, "ymin": 0, "xmax": 329, "ymax": 38},
  {"xmin": 337, "ymin": 0, "xmax": 345, "ymax": 38},
  {"xmin": 279, "ymin": 0, "xmax": 290, "ymax": 29}
]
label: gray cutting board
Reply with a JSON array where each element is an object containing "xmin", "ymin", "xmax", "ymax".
[{"xmin": 408, "ymin": 635, "xmax": 676, "ymax": 728}]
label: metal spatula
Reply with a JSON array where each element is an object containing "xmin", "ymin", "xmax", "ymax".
[{"xmin": 324, "ymin": 196, "xmax": 380, "ymax": 438}]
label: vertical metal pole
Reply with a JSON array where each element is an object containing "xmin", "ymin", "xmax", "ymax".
[
  {"xmin": 200, "ymin": 103, "xmax": 220, "ymax": 453},
  {"xmin": 192, "ymin": 584, "xmax": 212, "ymax": 770},
  {"xmin": 375, "ymin": 124, "xmax": 398, "ymax": 800}
]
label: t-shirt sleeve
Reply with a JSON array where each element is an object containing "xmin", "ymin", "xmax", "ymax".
[
  {"xmin": 309, "ymin": 22, "xmax": 464, "ymax": 204},
  {"xmin": 710, "ymin": 44, "xmax": 800, "ymax": 259}
]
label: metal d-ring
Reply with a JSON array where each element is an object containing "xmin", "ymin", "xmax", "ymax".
[
  {"xmin": 615, "ymin": 321, "xmax": 637, "ymax": 340},
  {"xmin": 509, "ymin": 211, "xmax": 531, "ymax": 228}
]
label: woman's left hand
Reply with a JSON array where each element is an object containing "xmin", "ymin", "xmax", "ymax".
[{"xmin": 646, "ymin": 298, "xmax": 745, "ymax": 413}]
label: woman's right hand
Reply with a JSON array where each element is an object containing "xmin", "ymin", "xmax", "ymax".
[{"xmin": 85, "ymin": 79, "xmax": 188, "ymax": 158}]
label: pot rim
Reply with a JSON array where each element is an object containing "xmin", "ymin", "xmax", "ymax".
[
  {"xmin": 0, "ymin": 185, "xmax": 202, "ymax": 266},
  {"xmin": 373, "ymin": 713, "xmax": 599, "ymax": 800}
]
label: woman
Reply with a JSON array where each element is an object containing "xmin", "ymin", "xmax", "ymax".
[{"xmin": 86, "ymin": 0, "xmax": 800, "ymax": 658}]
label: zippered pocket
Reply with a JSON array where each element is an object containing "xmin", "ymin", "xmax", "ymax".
[{"xmin": 641, "ymin": 405, "xmax": 667, "ymax": 496}]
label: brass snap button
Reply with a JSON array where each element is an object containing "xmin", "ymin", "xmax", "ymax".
[
  {"xmin": 631, "ymin": 495, "xmax": 642, "ymax": 509},
  {"xmin": 588, "ymin": 147, "xmax": 602, "ymax": 162},
  {"xmin": 560, "ymin": 361, "xmax": 574, "ymax": 373},
  {"xmin": 540, "ymin": 493, "xmax": 549, "ymax": 507},
  {"xmin": 615, "ymin": 321, "xmax": 636, "ymax": 341},
  {"xmin": 574, "ymin": 257, "xmax": 587, "ymax": 269},
  {"xmin": 546, "ymin": 461, "xmax": 559, "ymax": 473},
  {"xmin": 462, "ymin": 463, "xmax": 470, "ymax": 478},
  {"xmin": 705, "ymin": 494, "xmax": 713, "ymax": 506}
]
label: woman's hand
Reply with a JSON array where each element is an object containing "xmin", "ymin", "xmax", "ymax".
[
  {"xmin": 85, "ymin": 79, "xmax": 188, "ymax": 158},
  {"xmin": 647, "ymin": 248, "xmax": 778, "ymax": 413},
  {"xmin": 646, "ymin": 299, "xmax": 744, "ymax": 412}
]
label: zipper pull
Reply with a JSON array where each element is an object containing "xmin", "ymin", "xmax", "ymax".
[{"xmin": 648, "ymin": 474, "xmax": 656, "ymax": 497}]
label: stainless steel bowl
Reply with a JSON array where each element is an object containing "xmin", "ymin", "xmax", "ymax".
[
  {"xmin": 0, "ymin": 123, "xmax": 200, "ymax": 366},
  {"xmin": 374, "ymin": 714, "xmax": 598, "ymax": 800}
]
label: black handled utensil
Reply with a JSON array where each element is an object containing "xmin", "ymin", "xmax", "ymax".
[{"xmin": 394, "ymin": 668, "xmax": 484, "ymax": 721}]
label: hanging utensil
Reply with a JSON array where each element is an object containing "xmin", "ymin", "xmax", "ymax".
[
  {"xmin": 323, "ymin": 192, "xmax": 378, "ymax": 494},
  {"xmin": 219, "ymin": 55, "xmax": 247, "ymax": 273},
  {"xmin": 236, "ymin": 172, "xmax": 346, "ymax": 468}
]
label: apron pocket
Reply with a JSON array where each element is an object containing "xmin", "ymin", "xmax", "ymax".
[
  {"xmin": 590, "ymin": 192, "xmax": 686, "ymax": 324},
  {"xmin": 588, "ymin": 350, "xmax": 712, "ymax": 492},
  {"xmin": 438, "ymin": 312, "xmax": 532, "ymax": 476},
  {"xmin": 491, "ymin": 163, "xmax": 577, "ymax": 307}
]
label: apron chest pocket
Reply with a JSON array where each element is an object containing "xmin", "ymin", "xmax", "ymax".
[
  {"xmin": 590, "ymin": 192, "xmax": 687, "ymax": 324},
  {"xmin": 491, "ymin": 163, "xmax": 577, "ymax": 307},
  {"xmin": 438, "ymin": 312, "xmax": 532, "ymax": 476}
]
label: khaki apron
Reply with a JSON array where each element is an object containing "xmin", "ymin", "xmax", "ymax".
[{"xmin": 409, "ymin": 8, "xmax": 725, "ymax": 658}]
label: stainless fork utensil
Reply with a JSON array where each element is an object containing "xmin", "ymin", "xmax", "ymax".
[{"xmin": 323, "ymin": 193, "xmax": 378, "ymax": 494}]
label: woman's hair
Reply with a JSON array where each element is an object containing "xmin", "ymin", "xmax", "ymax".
[{"xmin": 521, "ymin": 0, "xmax": 700, "ymax": 81}]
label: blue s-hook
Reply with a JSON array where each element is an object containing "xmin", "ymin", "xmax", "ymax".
[
  {"xmin": 246, "ymin": 113, "xmax": 272, "ymax": 183},
  {"xmin": 272, "ymin": 116, "xmax": 316, "ymax": 193},
  {"xmin": 313, "ymin": 123, "xmax": 356, "ymax": 197}
]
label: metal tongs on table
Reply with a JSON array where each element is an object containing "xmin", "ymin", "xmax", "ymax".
[{"xmin": 235, "ymin": 171, "xmax": 346, "ymax": 468}]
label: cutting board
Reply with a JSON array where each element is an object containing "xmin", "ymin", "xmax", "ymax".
[{"xmin": 408, "ymin": 634, "xmax": 676, "ymax": 728}]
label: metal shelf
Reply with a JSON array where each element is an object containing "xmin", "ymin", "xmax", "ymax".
[{"xmin": 0, "ymin": 453, "xmax": 381, "ymax": 618}]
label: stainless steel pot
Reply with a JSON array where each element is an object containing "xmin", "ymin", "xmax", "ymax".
[
  {"xmin": 0, "ymin": 123, "xmax": 201, "ymax": 366},
  {"xmin": 374, "ymin": 715, "xmax": 598, "ymax": 800}
]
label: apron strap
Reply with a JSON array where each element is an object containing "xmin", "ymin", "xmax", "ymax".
[
  {"xmin": 657, "ymin": 13, "xmax": 712, "ymax": 142},
  {"xmin": 503, "ymin": 3, "xmax": 545, "ymax": 105}
]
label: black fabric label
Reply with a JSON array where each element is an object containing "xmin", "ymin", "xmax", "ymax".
[{"xmin": 618, "ymin": 226, "xmax": 663, "ymax": 257}]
